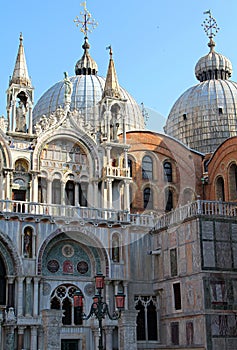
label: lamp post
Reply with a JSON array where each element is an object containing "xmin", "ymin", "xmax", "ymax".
[{"xmin": 73, "ymin": 273, "xmax": 125, "ymax": 350}]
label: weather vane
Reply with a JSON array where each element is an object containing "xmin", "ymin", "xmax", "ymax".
[
  {"xmin": 201, "ymin": 10, "xmax": 220, "ymax": 39},
  {"xmin": 74, "ymin": 1, "xmax": 98, "ymax": 37}
]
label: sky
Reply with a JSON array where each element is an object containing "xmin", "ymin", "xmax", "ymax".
[{"xmin": 0, "ymin": 0, "xmax": 237, "ymax": 132}]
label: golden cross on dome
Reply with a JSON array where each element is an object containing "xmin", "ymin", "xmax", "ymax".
[
  {"xmin": 202, "ymin": 10, "xmax": 220, "ymax": 39},
  {"xmin": 74, "ymin": 1, "xmax": 98, "ymax": 37}
]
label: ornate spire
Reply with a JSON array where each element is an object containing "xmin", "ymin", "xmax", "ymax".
[
  {"xmin": 10, "ymin": 33, "xmax": 31, "ymax": 87},
  {"xmin": 102, "ymin": 46, "xmax": 121, "ymax": 99},
  {"xmin": 74, "ymin": 2, "xmax": 98, "ymax": 75},
  {"xmin": 201, "ymin": 10, "xmax": 220, "ymax": 52},
  {"xmin": 195, "ymin": 11, "xmax": 232, "ymax": 82}
]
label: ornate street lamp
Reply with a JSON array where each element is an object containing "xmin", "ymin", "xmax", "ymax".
[{"xmin": 73, "ymin": 273, "xmax": 125, "ymax": 350}]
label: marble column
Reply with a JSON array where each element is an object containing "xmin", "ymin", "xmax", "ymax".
[
  {"xmin": 123, "ymin": 282, "xmax": 128, "ymax": 310},
  {"xmin": 25, "ymin": 277, "xmax": 32, "ymax": 316},
  {"xmin": 42, "ymin": 309, "xmax": 63, "ymax": 350},
  {"xmin": 75, "ymin": 183, "xmax": 79, "ymax": 206},
  {"xmin": 17, "ymin": 326, "xmax": 25, "ymax": 350},
  {"xmin": 46, "ymin": 179, "xmax": 52, "ymax": 206},
  {"xmin": 118, "ymin": 310, "xmax": 138, "ymax": 350},
  {"xmin": 30, "ymin": 326, "xmax": 38, "ymax": 350},
  {"xmin": 0, "ymin": 308, "xmax": 4, "ymax": 349},
  {"xmin": 104, "ymin": 326, "xmax": 114, "ymax": 350},
  {"xmin": 5, "ymin": 171, "xmax": 11, "ymax": 200},
  {"xmin": 107, "ymin": 179, "xmax": 113, "ymax": 210},
  {"xmin": 7, "ymin": 276, "xmax": 15, "ymax": 308},
  {"xmin": 124, "ymin": 180, "xmax": 130, "ymax": 211},
  {"xmin": 33, "ymin": 277, "xmax": 40, "ymax": 317},
  {"xmin": 17, "ymin": 277, "xmax": 24, "ymax": 316},
  {"xmin": 4, "ymin": 325, "xmax": 15, "ymax": 350},
  {"xmin": 61, "ymin": 180, "xmax": 65, "ymax": 205},
  {"xmin": 31, "ymin": 172, "xmax": 39, "ymax": 202}
]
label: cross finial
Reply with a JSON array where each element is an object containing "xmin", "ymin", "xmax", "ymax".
[
  {"xmin": 74, "ymin": 2, "xmax": 98, "ymax": 38},
  {"xmin": 106, "ymin": 45, "xmax": 113, "ymax": 58},
  {"xmin": 201, "ymin": 10, "xmax": 220, "ymax": 39}
]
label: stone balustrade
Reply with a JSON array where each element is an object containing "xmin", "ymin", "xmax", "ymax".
[
  {"xmin": 0, "ymin": 200, "xmax": 153, "ymax": 227},
  {"xmin": 153, "ymin": 199, "xmax": 237, "ymax": 232}
]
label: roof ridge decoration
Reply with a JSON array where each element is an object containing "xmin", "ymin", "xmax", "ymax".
[
  {"xmin": 74, "ymin": 2, "xmax": 98, "ymax": 75},
  {"xmin": 10, "ymin": 33, "xmax": 31, "ymax": 87}
]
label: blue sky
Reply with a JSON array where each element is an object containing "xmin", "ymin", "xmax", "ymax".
[{"xmin": 0, "ymin": 0, "xmax": 237, "ymax": 132}]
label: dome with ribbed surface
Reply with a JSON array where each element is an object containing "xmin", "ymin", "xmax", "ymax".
[
  {"xmin": 33, "ymin": 36, "xmax": 145, "ymax": 132},
  {"xmin": 164, "ymin": 38, "xmax": 237, "ymax": 154},
  {"xmin": 33, "ymin": 74, "xmax": 145, "ymax": 132}
]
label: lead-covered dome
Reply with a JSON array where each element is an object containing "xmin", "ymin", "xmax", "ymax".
[
  {"xmin": 33, "ymin": 38, "xmax": 145, "ymax": 132},
  {"xmin": 164, "ymin": 38, "xmax": 237, "ymax": 154}
]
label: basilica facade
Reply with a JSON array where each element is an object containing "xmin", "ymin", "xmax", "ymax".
[{"xmin": 0, "ymin": 8, "xmax": 236, "ymax": 350}]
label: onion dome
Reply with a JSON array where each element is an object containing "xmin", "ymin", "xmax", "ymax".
[
  {"xmin": 75, "ymin": 37, "xmax": 98, "ymax": 75},
  {"xmin": 195, "ymin": 38, "xmax": 232, "ymax": 81},
  {"xmin": 164, "ymin": 13, "xmax": 237, "ymax": 154}
]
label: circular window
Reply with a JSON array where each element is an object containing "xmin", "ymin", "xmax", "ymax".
[
  {"xmin": 47, "ymin": 259, "xmax": 59, "ymax": 273},
  {"xmin": 77, "ymin": 261, "xmax": 89, "ymax": 274}
]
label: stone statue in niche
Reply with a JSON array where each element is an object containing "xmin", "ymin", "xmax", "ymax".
[
  {"xmin": 23, "ymin": 227, "xmax": 32, "ymax": 258},
  {"xmin": 15, "ymin": 100, "xmax": 27, "ymax": 132}
]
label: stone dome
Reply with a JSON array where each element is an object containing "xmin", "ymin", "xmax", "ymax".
[
  {"xmin": 195, "ymin": 38, "xmax": 232, "ymax": 82},
  {"xmin": 164, "ymin": 38, "xmax": 237, "ymax": 154},
  {"xmin": 33, "ymin": 38, "xmax": 145, "ymax": 132}
]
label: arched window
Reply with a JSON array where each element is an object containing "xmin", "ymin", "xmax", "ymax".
[
  {"xmin": 23, "ymin": 226, "xmax": 33, "ymax": 258},
  {"xmin": 128, "ymin": 158, "xmax": 133, "ymax": 177},
  {"xmin": 165, "ymin": 189, "xmax": 173, "ymax": 211},
  {"xmin": 164, "ymin": 161, "xmax": 172, "ymax": 182},
  {"xmin": 65, "ymin": 180, "xmax": 75, "ymax": 205},
  {"xmin": 38, "ymin": 177, "xmax": 47, "ymax": 203},
  {"xmin": 112, "ymin": 233, "xmax": 120, "ymax": 263},
  {"xmin": 216, "ymin": 177, "xmax": 225, "ymax": 201},
  {"xmin": 229, "ymin": 164, "xmax": 237, "ymax": 201},
  {"xmin": 142, "ymin": 156, "xmax": 153, "ymax": 180},
  {"xmin": 51, "ymin": 285, "xmax": 83, "ymax": 325},
  {"xmin": 135, "ymin": 296, "xmax": 158, "ymax": 341},
  {"xmin": 0, "ymin": 256, "xmax": 6, "ymax": 305},
  {"xmin": 144, "ymin": 187, "xmax": 153, "ymax": 209},
  {"xmin": 52, "ymin": 179, "xmax": 61, "ymax": 204}
]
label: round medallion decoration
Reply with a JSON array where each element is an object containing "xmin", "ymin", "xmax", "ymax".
[
  {"xmin": 62, "ymin": 244, "xmax": 74, "ymax": 258},
  {"xmin": 77, "ymin": 261, "xmax": 89, "ymax": 274},
  {"xmin": 47, "ymin": 259, "xmax": 59, "ymax": 273},
  {"xmin": 84, "ymin": 283, "xmax": 95, "ymax": 296}
]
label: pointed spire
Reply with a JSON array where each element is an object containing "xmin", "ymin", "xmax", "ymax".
[
  {"xmin": 10, "ymin": 33, "xmax": 31, "ymax": 87},
  {"xmin": 103, "ymin": 46, "xmax": 121, "ymax": 99}
]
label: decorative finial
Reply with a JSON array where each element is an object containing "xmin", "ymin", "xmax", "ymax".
[
  {"xmin": 141, "ymin": 103, "xmax": 149, "ymax": 127},
  {"xmin": 20, "ymin": 32, "xmax": 23, "ymax": 42},
  {"xmin": 106, "ymin": 45, "xmax": 113, "ymax": 59},
  {"xmin": 202, "ymin": 10, "xmax": 220, "ymax": 39},
  {"xmin": 74, "ymin": 2, "xmax": 98, "ymax": 38}
]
